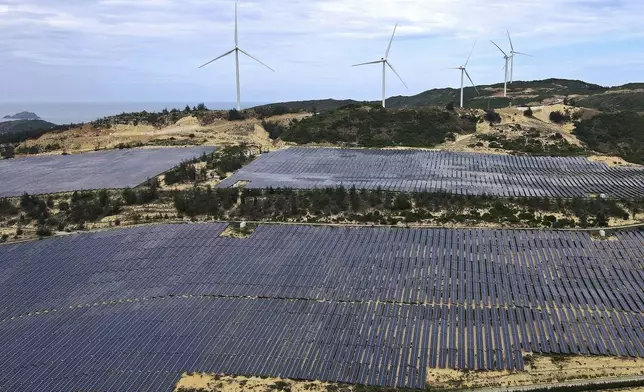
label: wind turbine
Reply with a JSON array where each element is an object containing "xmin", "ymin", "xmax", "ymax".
[
  {"xmin": 450, "ymin": 42, "xmax": 479, "ymax": 108},
  {"xmin": 491, "ymin": 40, "xmax": 510, "ymax": 97},
  {"xmin": 199, "ymin": 1, "xmax": 274, "ymax": 111},
  {"xmin": 506, "ymin": 30, "xmax": 531, "ymax": 83},
  {"xmin": 352, "ymin": 24, "xmax": 409, "ymax": 108}
]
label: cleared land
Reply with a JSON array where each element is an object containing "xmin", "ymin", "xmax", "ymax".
[
  {"xmin": 0, "ymin": 146, "xmax": 215, "ymax": 197},
  {"xmin": 0, "ymin": 224, "xmax": 642, "ymax": 390},
  {"xmin": 218, "ymin": 147, "xmax": 644, "ymax": 198}
]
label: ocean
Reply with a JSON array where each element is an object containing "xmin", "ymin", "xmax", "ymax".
[{"xmin": 0, "ymin": 102, "xmax": 267, "ymax": 125}]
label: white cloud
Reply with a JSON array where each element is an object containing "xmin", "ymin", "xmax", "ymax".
[{"xmin": 2, "ymin": 0, "xmax": 644, "ymax": 101}]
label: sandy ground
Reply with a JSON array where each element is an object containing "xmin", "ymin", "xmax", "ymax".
[
  {"xmin": 175, "ymin": 373, "xmax": 355, "ymax": 392},
  {"xmin": 18, "ymin": 113, "xmax": 308, "ymax": 156},
  {"xmin": 436, "ymin": 104, "xmax": 587, "ymax": 155},
  {"xmin": 426, "ymin": 355, "xmax": 644, "ymax": 389},
  {"xmin": 173, "ymin": 355, "xmax": 644, "ymax": 391},
  {"xmin": 588, "ymin": 155, "xmax": 640, "ymax": 167}
]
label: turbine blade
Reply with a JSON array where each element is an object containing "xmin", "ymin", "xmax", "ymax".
[
  {"xmin": 506, "ymin": 30, "xmax": 514, "ymax": 51},
  {"xmin": 464, "ymin": 40, "xmax": 476, "ymax": 68},
  {"xmin": 235, "ymin": 1, "xmax": 239, "ymax": 47},
  {"xmin": 352, "ymin": 60, "xmax": 384, "ymax": 67},
  {"xmin": 198, "ymin": 49, "xmax": 235, "ymax": 68},
  {"xmin": 386, "ymin": 61, "xmax": 408, "ymax": 90},
  {"xmin": 238, "ymin": 48, "xmax": 275, "ymax": 71},
  {"xmin": 513, "ymin": 51, "xmax": 532, "ymax": 57},
  {"xmin": 465, "ymin": 69, "xmax": 479, "ymax": 95},
  {"xmin": 490, "ymin": 40, "xmax": 508, "ymax": 57},
  {"xmin": 385, "ymin": 23, "xmax": 398, "ymax": 59}
]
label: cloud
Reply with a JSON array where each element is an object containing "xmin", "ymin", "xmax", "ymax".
[{"xmin": 1, "ymin": 0, "xmax": 644, "ymax": 102}]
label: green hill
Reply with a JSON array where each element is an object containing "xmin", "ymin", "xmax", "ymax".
[
  {"xmin": 280, "ymin": 104, "xmax": 477, "ymax": 148},
  {"xmin": 253, "ymin": 78, "xmax": 609, "ymax": 113},
  {"xmin": 0, "ymin": 119, "xmax": 56, "ymax": 135},
  {"xmin": 574, "ymin": 111, "xmax": 644, "ymax": 164}
]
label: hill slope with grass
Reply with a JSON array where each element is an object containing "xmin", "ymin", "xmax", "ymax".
[
  {"xmin": 574, "ymin": 111, "xmax": 644, "ymax": 164},
  {"xmin": 279, "ymin": 104, "xmax": 477, "ymax": 148}
]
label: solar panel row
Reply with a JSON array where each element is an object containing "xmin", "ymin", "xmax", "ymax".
[
  {"xmin": 0, "ymin": 223, "xmax": 643, "ymax": 391},
  {"xmin": 0, "ymin": 147, "xmax": 217, "ymax": 198},
  {"xmin": 218, "ymin": 148, "xmax": 644, "ymax": 198}
]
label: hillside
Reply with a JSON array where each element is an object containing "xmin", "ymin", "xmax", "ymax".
[
  {"xmin": 278, "ymin": 104, "xmax": 477, "ymax": 147},
  {"xmin": 252, "ymin": 79, "xmax": 609, "ymax": 112},
  {"xmin": 574, "ymin": 111, "xmax": 644, "ymax": 164},
  {"xmin": 0, "ymin": 119, "xmax": 56, "ymax": 136}
]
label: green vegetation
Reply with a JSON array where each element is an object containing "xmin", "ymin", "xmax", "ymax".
[
  {"xmin": 174, "ymin": 187, "xmax": 638, "ymax": 229},
  {"xmin": 281, "ymin": 105, "xmax": 476, "ymax": 147},
  {"xmin": 477, "ymin": 131, "xmax": 587, "ymax": 156},
  {"xmin": 574, "ymin": 111, "xmax": 644, "ymax": 164},
  {"xmin": 15, "ymin": 143, "xmax": 62, "ymax": 155},
  {"xmin": 262, "ymin": 120, "xmax": 288, "ymax": 140},
  {"xmin": 577, "ymin": 91, "xmax": 644, "ymax": 112},
  {"xmin": 0, "ymin": 119, "xmax": 57, "ymax": 136},
  {"xmin": 549, "ymin": 110, "xmax": 571, "ymax": 124},
  {"xmin": 164, "ymin": 145, "xmax": 255, "ymax": 185}
]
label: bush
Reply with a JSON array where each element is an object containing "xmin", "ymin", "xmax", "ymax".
[
  {"xmin": 485, "ymin": 109, "xmax": 502, "ymax": 124},
  {"xmin": 262, "ymin": 121, "xmax": 287, "ymax": 140},
  {"xmin": 524, "ymin": 107, "xmax": 533, "ymax": 117},
  {"xmin": 549, "ymin": 110, "xmax": 570, "ymax": 124},
  {"xmin": 227, "ymin": 109, "xmax": 245, "ymax": 121},
  {"xmin": 36, "ymin": 226, "xmax": 52, "ymax": 237},
  {"xmin": 446, "ymin": 102, "xmax": 455, "ymax": 111}
]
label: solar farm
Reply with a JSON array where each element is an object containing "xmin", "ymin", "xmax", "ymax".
[
  {"xmin": 0, "ymin": 146, "xmax": 215, "ymax": 197},
  {"xmin": 0, "ymin": 223, "xmax": 643, "ymax": 391},
  {"xmin": 218, "ymin": 147, "xmax": 644, "ymax": 198}
]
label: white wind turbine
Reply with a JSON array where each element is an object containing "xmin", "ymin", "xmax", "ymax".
[
  {"xmin": 352, "ymin": 24, "xmax": 409, "ymax": 108},
  {"xmin": 199, "ymin": 1, "xmax": 274, "ymax": 111},
  {"xmin": 490, "ymin": 40, "xmax": 511, "ymax": 97},
  {"xmin": 506, "ymin": 30, "xmax": 531, "ymax": 83},
  {"xmin": 450, "ymin": 42, "xmax": 479, "ymax": 108}
]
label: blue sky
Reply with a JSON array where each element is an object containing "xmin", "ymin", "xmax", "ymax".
[{"xmin": 1, "ymin": 0, "xmax": 644, "ymax": 103}]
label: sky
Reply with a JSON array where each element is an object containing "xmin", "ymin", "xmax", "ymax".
[{"xmin": 2, "ymin": 0, "xmax": 644, "ymax": 103}]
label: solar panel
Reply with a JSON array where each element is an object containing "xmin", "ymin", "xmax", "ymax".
[
  {"xmin": 218, "ymin": 147, "xmax": 644, "ymax": 198},
  {"xmin": 0, "ymin": 223, "xmax": 643, "ymax": 390},
  {"xmin": 0, "ymin": 147, "xmax": 216, "ymax": 197}
]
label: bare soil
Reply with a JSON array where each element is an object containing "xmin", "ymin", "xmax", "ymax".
[{"xmin": 426, "ymin": 355, "xmax": 644, "ymax": 389}]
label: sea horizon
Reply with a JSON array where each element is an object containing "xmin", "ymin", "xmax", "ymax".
[{"xmin": 0, "ymin": 101, "xmax": 268, "ymax": 125}]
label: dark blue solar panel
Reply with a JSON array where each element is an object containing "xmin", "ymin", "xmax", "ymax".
[
  {"xmin": 218, "ymin": 147, "xmax": 644, "ymax": 198},
  {"xmin": 0, "ymin": 223, "xmax": 643, "ymax": 390},
  {"xmin": 0, "ymin": 146, "xmax": 216, "ymax": 197}
]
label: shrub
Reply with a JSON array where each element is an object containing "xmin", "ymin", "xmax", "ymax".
[
  {"xmin": 523, "ymin": 107, "xmax": 533, "ymax": 117},
  {"xmin": 549, "ymin": 110, "xmax": 570, "ymax": 124},
  {"xmin": 36, "ymin": 226, "xmax": 52, "ymax": 237},
  {"xmin": 484, "ymin": 109, "xmax": 502, "ymax": 124},
  {"xmin": 227, "ymin": 109, "xmax": 245, "ymax": 121}
]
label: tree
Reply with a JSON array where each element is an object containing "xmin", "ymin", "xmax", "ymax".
[
  {"xmin": 549, "ymin": 110, "xmax": 569, "ymax": 124},
  {"xmin": 197, "ymin": 103, "xmax": 207, "ymax": 111},
  {"xmin": 228, "ymin": 109, "xmax": 245, "ymax": 121},
  {"xmin": 184, "ymin": 105, "xmax": 192, "ymax": 113},
  {"xmin": 446, "ymin": 102, "xmax": 455, "ymax": 111}
]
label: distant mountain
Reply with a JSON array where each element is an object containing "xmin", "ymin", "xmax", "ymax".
[
  {"xmin": 0, "ymin": 120, "xmax": 58, "ymax": 145},
  {"xmin": 252, "ymin": 78, "xmax": 622, "ymax": 112},
  {"xmin": 3, "ymin": 111, "xmax": 41, "ymax": 120}
]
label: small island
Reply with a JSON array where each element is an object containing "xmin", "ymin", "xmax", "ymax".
[{"xmin": 3, "ymin": 111, "xmax": 41, "ymax": 120}]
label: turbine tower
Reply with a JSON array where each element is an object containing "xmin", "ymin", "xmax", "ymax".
[
  {"xmin": 450, "ymin": 42, "xmax": 479, "ymax": 108},
  {"xmin": 491, "ymin": 40, "xmax": 510, "ymax": 98},
  {"xmin": 199, "ymin": 1, "xmax": 274, "ymax": 111},
  {"xmin": 506, "ymin": 30, "xmax": 531, "ymax": 83},
  {"xmin": 352, "ymin": 24, "xmax": 409, "ymax": 108}
]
